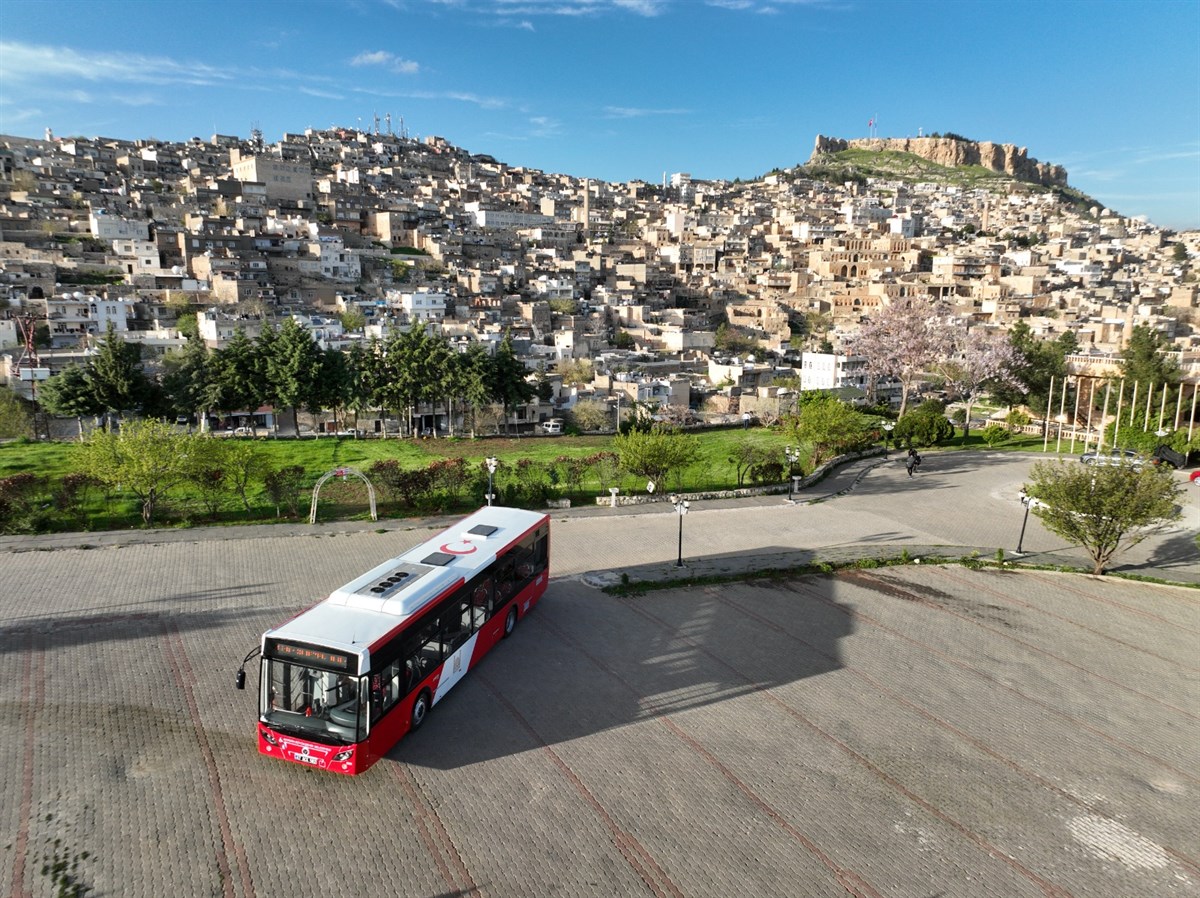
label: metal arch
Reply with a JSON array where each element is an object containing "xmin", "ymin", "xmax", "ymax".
[{"xmin": 309, "ymin": 467, "xmax": 378, "ymax": 524}]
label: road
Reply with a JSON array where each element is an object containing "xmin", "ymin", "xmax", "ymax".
[{"xmin": 0, "ymin": 452, "xmax": 1197, "ymax": 898}]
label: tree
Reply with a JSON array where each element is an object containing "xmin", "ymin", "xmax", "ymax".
[
  {"xmin": 991, "ymin": 322, "xmax": 1078, "ymax": 418},
  {"xmin": 213, "ymin": 329, "xmax": 263, "ymax": 426},
  {"xmin": 846, "ymin": 295, "xmax": 954, "ymax": 416},
  {"xmin": 569, "ymin": 399, "xmax": 610, "ymax": 432},
  {"xmin": 488, "ymin": 333, "xmax": 535, "ymax": 435},
  {"xmin": 86, "ymin": 323, "xmax": 151, "ymax": 418},
  {"xmin": 893, "ymin": 403, "xmax": 955, "ymax": 447},
  {"xmin": 935, "ymin": 328, "xmax": 1021, "ymax": 439},
  {"xmin": 38, "ymin": 364, "xmax": 103, "ymax": 438},
  {"xmin": 0, "ymin": 387, "xmax": 33, "ymax": 439},
  {"xmin": 728, "ymin": 440, "xmax": 781, "ymax": 487},
  {"xmin": 613, "ymin": 424, "xmax": 701, "ymax": 490},
  {"xmin": 267, "ymin": 318, "xmax": 322, "ymax": 435},
  {"xmin": 1120, "ymin": 325, "xmax": 1181, "ymax": 389},
  {"xmin": 785, "ymin": 394, "xmax": 874, "ymax": 469},
  {"xmin": 1024, "ymin": 460, "xmax": 1183, "ymax": 575},
  {"xmin": 263, "ymin": 464, "xmax": 307, "ymax": 518},
  {"xmin": 378, "ymin": 325, "xmax": 430, "ymax": 436},
  {"xmin": 340, "ymin": 308, "xmax": 367, "ymax": 332},
  {"xmin": 612, "ymin": 330, "xmax": 635, "ymax": 349},
  {"xmin": 222, "ymin": 438, "xmax": 267, "ymax": 512},
  {"xmin": 310, "ymin": 347, "xmax": 352, "ymax": 433},
  {"xmin": 160, "ymin": 338, "xmax": 220, "ymax": 428},
  {"xmin": 714, "ymin": 323, "xmax": 761, "ymax": 357},
  {"xmin": 556, "ymin": 358, "xmax": 594, "ymax": 387},
  {"xmin": 78, "ymin": 418, "xmax": 191, "ymax": 524}
]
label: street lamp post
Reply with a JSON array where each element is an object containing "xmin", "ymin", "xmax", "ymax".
[
  {"xmin": 669, "ymin": 493, "xmax": 690, "ymax": 567},
  {"xmin": 1015, "ymin": 494, "xmax": 1033, "ymax": 555},
  {"xmin": 485, "ymin": 456, "xmax": 498, "ymax": 506},
  {"xmin": 882, "ymin": 422, "xmax": 895, "ymax": 457},
  {"xmin": 784, "ymin": 446, "xmax": 801, "ymax": 501}
]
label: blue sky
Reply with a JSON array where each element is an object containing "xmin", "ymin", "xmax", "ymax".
[{"xmin": 2, "ymin": 0, "xmax": 1197, "ymax": 230}]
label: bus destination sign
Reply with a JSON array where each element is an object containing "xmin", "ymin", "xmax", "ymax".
[{"xmin": 268, "ymin": 640, "xmax": 355, "ymax": 672}]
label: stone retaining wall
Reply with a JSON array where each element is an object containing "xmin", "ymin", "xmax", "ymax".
[{"xmin": 593, "ymin": 447, "xmax": 885, "ymax": 507}]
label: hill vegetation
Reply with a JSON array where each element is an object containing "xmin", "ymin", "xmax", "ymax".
[{"xmin": 795, "ymin": 146, "xmax": 1103, "ymax": 216}]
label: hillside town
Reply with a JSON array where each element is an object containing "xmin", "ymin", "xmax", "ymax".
[{"xmin": 1, "ymin": 123, "xmax": 1197, "ymax": 435}]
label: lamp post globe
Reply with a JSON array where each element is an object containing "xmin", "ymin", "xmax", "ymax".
[
  {"xmin": 485, "ymin": 456, "xmax": 498, "ymax": 506},
  {"xmin": 784, "ymin": 446, "xmax": 801, "ymax": 500},
  {"xmin": 669, "ymin": 493, "xmax": 690, "ymax": 567}
]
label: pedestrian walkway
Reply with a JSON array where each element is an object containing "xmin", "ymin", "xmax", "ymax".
[{"xmin": 2, "ymin": 453, "xmax": 1197, "ymax": 586}]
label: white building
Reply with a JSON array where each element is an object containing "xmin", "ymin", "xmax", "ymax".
[
  {"xmin": 46, "ymin": 292, "xmax": 132, "ymax": 347},
  {"xmin": 799, "ymin": 351, "xmax": 869, "ymax": 392},
  {"xmin": 89, "ymin": 210, "xmax": 149, "ymax": 242},
  {"xmin": 389, "ymin": 290, "xmax": 447, "ymax": 323}
]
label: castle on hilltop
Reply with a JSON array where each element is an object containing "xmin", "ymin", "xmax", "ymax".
[{"xmin": 811, "ymin": 135, "xmax": 1068, "ymax": 188}]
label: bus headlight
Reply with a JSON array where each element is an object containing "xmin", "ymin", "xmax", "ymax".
[
  {"xmin": 261, "ymin": 729, "xmax": 279, "ymax": 746},
  {"xmin": 332, "ymin": 749, "xmax": 353, "ymax": 762}
]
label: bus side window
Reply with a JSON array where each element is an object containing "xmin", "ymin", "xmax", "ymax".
[
  {"xmin": 495, "ymin": 559, "xmax": 516, "ymax": 604},
  {"xmin": 415, "ymin": 621, "xmax": 442, "ymax": 669},
  {"xmin": 471, "ymin": 580, "xmax": 492, "ymax": 629},
  {"xmin": 378, "ymin": 659, "xmax": 402, "ymax": 714},
  {"xmin": 440, "ymin": 597, "xmax": 471, "ymax": 654}
]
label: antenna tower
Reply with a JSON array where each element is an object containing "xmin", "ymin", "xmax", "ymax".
[
  {"xmin": 385, "ymin": 112, "xmax": 392, "ymax": 136},
  {"xmin": 14, "ymin": 306, "xmax": 51, "ymax": 440}
]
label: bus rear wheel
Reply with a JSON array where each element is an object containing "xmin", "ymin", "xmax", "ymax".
[
  {"xmin": 411, "ymin": 689, "xmax": 431, "ymax": 731},
  {"xmin": 503, "ymin": 606, "xmax": 518, "ymax": 638}
]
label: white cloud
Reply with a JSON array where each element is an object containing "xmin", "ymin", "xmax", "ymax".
[
  {"xmin": 350, "ymin": 50, "xmax": 420, "ymax": 74},
  {"xmin": 529, "ymin": 115, "xmax": 561, "ymax": 137},
  {"xmin": 0, "ymin": 41, "xmax": 236, "ymax": 87},
  {"xmin": 299, "ymin": 87, "xmax": 346, "ymax": 100},
  {"xmin": 612, "ymin": 0, "xmax": 668, "ymax": 14},
  {"xmin": 353, "ymin": 86, "xmax": 508, "ymax": 110},
  {"xmin": 603, "ymin": 105, "xmax": 689, "ymax": 118}
]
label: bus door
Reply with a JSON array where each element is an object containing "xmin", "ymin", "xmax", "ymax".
[{"xmin": 433, "ymin": 593, "xmax": 475, "ymax": 703}]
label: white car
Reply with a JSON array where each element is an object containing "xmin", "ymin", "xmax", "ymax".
[{"xmin": 1080, "ymin": 448, "xmax": 1143, "ymax": 469}]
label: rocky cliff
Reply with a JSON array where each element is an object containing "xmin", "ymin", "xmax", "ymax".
[{"xmin": 810, "ymin": 135, "xmax": 1068, "ymax": 188}]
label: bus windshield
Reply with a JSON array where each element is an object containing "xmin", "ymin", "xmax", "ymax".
[{"xmin": 261, "ymin": 659, "xmax": 366, "ymax": 744}]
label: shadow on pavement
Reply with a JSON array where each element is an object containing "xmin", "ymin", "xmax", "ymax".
[{"xmin": 394, "ymin": 569, "xmax": 855, "ymax": 770}]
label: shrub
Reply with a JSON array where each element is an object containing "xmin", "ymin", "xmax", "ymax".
[
  {"xmin": 981, "ymin": 424, "xmax": 1010, "ymax": 447},
  {"xmin": 894, "ymin": 408, "xmax": 954, "ymax": 447},
  {"xmin": 264, "ymin": 465, "xmax": 307, "ymax": 518},
  {"xmin": 0, "ymin": 473, "xmax": 50, "ymax": 533}
]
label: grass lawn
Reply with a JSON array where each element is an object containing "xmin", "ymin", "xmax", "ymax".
[{"xmin": 0, "ymin": 426, "xmax": 1061, "ymax": 535}]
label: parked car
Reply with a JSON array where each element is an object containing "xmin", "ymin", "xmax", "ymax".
[
  {"xmin": 1151, "ymin": 445, "xmax": 1186, "ymax": 469},
  {"xmin": 1080, "ymin": 448, "xmax": 1143, "ymax": 468},
  {"xmin": 540, "ymin": 419, "xmax": 564, "ymax": 435},
  {"xmin": 230, "ymin": 426, "xmax": 254, "ymax": 437}
]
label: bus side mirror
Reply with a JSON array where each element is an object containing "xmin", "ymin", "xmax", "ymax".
[{"xmin": 236, "ymin": 645, "xmax": 260, "ymax": 691}]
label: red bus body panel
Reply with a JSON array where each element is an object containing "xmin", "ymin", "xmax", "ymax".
[{"xmin": 256, "ymin": 509, "xmax": 549, "ymax": 775}]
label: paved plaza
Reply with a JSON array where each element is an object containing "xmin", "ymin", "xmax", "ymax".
[{"xmin": 1, "ymin": 453, "xmax": 1197, "ymax": 897}]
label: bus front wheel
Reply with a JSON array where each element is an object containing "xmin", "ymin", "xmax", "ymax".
[
  {"xmin": 503, "ymin": 606, "xmax": 518, "ymax": 638},
  {"xmin": 411, "ymin": 690, "xmax": 431, "ymax": 731}
]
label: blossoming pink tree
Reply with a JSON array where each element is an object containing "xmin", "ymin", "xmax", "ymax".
[{"xmin": 846, "ymin": 295, "xmax": 954, "ymax": 416}]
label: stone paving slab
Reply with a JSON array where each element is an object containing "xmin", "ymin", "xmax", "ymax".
[{"xmin": 0, "ymin": 454, "xmax": 1197, "ymax": 898}]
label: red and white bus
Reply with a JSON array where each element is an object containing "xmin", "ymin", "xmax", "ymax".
[{"xmin": 240, "ymin": 506, "xmax": 550, "ymax": 775}]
